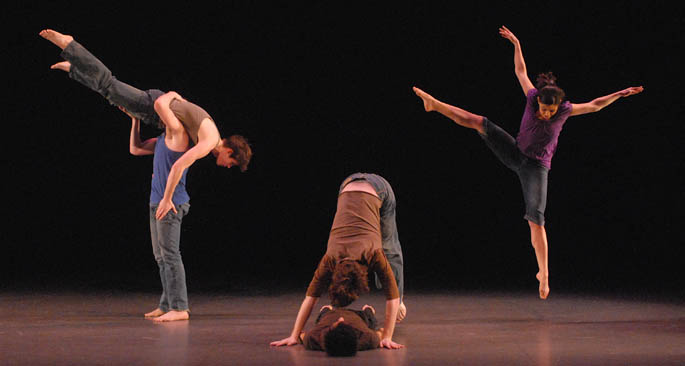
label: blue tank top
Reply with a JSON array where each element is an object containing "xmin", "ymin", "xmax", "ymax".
[{"xmin": 150, "ymin": 133, "xmax": 190, "ymax": 205}]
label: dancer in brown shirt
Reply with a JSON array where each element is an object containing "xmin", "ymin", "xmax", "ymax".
[
  {"xmin": 272, "ymin": 174, "xmax": 404, "ymax": 350},
  {"xmin": 306, "ymin": 191, "xmax": 400, "ymax": 300},
  {"xmin": 302, "ymin": 305, "xmax": 381, "ymax": 356}
]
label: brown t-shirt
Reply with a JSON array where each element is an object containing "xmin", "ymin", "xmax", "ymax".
[
  {"xmin": 306, "ymin": 191, "xmax": 400, "ymax": 300},
  {"xmin": 303, "ymin": 309, "xmax": 380, "ymax": 351},
  {"xmin": 169, "ymin": 98, "xmax": 213, "ymax": 144}
]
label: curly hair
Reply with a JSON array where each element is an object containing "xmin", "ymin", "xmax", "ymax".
[
  {"xmin": 328, "ymin": 261, "xmax": 369, "ymax": 308},
  {"xmin": 224, "ymin": 135, "xmax": 252, "ymax": 172},
  {"xmin": 324, "ymin": 323, "xmax": 358, "ymax": 357},
  {"xmin": 535, "ymin": 72, "xmax": 566, "ymax": 105}
]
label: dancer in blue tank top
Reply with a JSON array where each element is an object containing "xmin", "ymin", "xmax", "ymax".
[
  {"xmin": 125, "ymin": 105, "xmax": 193, "ymax": 322},
  {"xmin": 39, "ymin": 28, "xmax": 253, "ymax": 222}
]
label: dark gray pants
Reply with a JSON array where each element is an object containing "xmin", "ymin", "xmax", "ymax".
[
  {"xmin": 480, "ymin": 118, "xmax": 549, "ymax": 226},
  {"xmin": 61, "ymin": 40, "xmax": 165, "ymax": 127}
]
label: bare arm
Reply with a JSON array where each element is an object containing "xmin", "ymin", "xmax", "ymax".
[
  {"xmin": 499, "ymin": 26, "xmax": 535, "ymax": 96},
  {"xmin": 153, "ymin": 91, "xmax": 186, "ymax": 133},
  {"xmin": 370, "ymin": 252, "xmax": 404, "ymax": 349},
  {"xmin": 570, "ymin": 86, "xmax": 644, "ymax": 116},
  {"xmin": 154, "ymin": 138, "xmax": 215, "ymax": 220},
  {"xmin": 120, "ymin": 106, "xmax": 157, "ymax": 156},
  {"xmin": 379, "ymin": 297, "xmax": 404, "ymax": 349},
  {"xmin": 129, "ymin": 117, "xmax": 157, "ymax": 156},
  {"xmin": 153, "ymin": 95, "xmax": 219, "ymax": 220},
  {"xmin": 270, "ymin": 296, "xmax": 319, "ymax": 346}
]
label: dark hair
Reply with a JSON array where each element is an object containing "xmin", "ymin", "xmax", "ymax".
[
  {"xmin": 224, "ymin": 135, "xmax": 252, "ymax": 172},
  {"xmin": 328, "ymin": 261, "xmax": 369, "ymax": 308},
  {"xmin": 535, "ymin": 72, "xmax": 566, "ymax": 105},
  {"xmin": 324, "ymin": 323, "xmax": 358, "ymax": 357}
]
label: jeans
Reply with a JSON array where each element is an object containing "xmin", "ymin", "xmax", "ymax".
[
  {"xmin": 339, "ymin": 173, "xmax": 405, "ymax": 300},
  {"xmin": 150, "ymin": 202, "xmax": 191, "ymax": 311},
  {"xmin": 60, "ymin": 40, "xmax": 165, "ymax": 127},
  {"xmin": 479, "ymin": 118, "xmax": 549, "ymax": 226}
]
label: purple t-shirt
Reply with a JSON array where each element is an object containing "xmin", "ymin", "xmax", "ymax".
[{"xmin": 516, "ymin": 88, "xmax": 573, "ymax": 169}]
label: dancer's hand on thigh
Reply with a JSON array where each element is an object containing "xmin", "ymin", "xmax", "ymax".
[{"xmin": 155, "ymin": 198, "xmax": 177, "ymax": 220}]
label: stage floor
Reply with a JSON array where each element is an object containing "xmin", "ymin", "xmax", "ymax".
[{"xmin": 1, "ymin": 291, "xmax": 683, "ymax": 365}]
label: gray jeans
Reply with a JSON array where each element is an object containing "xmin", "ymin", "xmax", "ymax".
[
  {"xmin": 339, "ymin": 173, "xmax": 405, "ymax": 301},
  {"xmin": 150, "ymin": 202, "xmax": 191, "ymax": 312},
  {"xmin": 61, "ymin": 40, "xmax": 165, "ymax": 127},
  {"xmin": 479, "ymin": 118, "xmax": 549, "ymax": 226}
]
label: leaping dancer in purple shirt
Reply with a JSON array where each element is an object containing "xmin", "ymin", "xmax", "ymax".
[{"xmin": 413, "ymin": 26, "xmax": 643, "ymax": 299}]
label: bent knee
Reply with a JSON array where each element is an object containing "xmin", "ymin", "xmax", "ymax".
[
  {"xmin": 525, "ymin": 210, "xmax": 545, "ymax": 227},
  {"xmin": 527, "ymin": 219, "xmax": 545, "ymax": 229},
  {"xmin": 472, "ymin": 115, "xmax": 485, "ymax": 133}
]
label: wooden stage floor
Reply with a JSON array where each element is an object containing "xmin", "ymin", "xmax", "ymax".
[{"xmin": 1, "ymin": 291, "xmax": 683, "ymax": 365}]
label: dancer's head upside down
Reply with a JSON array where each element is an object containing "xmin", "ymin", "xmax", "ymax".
[{"xmin": 328, "ymin": 260, "xmax": 370, "ymax": 308}]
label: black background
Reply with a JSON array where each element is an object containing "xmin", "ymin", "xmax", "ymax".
[{"xmin": 4, "ymin": 3, "xmax": 684, "ymax": 299}]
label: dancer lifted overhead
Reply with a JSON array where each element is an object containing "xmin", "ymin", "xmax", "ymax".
[
  {"xmin": 39, "ymin": 29, "xmax": 252, "ymax": 220},
  {"xmin": 271, "ymin": 173, "xmax": 406, "ymax": 349},
  {"xmin": 413, "ymin": 26, "xmax": 643, "ymax": 299}
]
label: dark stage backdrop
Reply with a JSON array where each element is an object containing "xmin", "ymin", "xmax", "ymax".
[{"xmin": 5, "ymin": 3, "xmax": 684, "ymax": 299}]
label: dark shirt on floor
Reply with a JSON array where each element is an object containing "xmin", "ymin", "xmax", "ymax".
[{"xmin": 303, "ymin": 308, "xmax": 380, "ymax": 351}]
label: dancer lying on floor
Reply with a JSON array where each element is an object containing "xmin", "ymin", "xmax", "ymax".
[
  {"xmin": 271, "ymin": 173, "xmax": 406, "ymax": 349},
  {"xmin": 39, "ymin": 29, "xmax": 252, "ymax": 220},
  {"xmin": 412, "ymin": 25, "xmax": 643, "ymax": 299},
  {"xmin": 301, "ymin": 304, "xmax": 382, "ymax": 356}
]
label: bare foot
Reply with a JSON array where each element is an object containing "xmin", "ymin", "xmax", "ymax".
[
  {"xmin": 153, "ymin": 310, "xmax": 189, "ymax": 322},
  {"xmin": 144, "ymin": 308, "xmax": 166, "ymax": 318},
  {"xmin": 536, "ymin": 272, "xmax": 550, "ymax": 300},
  {"xmin": 413, "ymin": 86, "xmax": 437, "ymax": 112},
  {"xmin": 396, "ymin": 301, "xmax": 407, "ymax": 322},
  {"xmin": 50, "ymin": 61, "xmax": 71, "ymax": 72},
  {"xmin": 39, "ymin": 29, "xmax": 74, "ymax": 50}
]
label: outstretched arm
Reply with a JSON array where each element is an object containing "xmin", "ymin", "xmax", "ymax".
[
  {"xmin": 125, "ymin": 108, "xmax": 156, "ymax": 156},
  {"xmin": 371, "ymin": 253, "xmax": 404, "ymax": 349},
  {"xmin": 379, "ymin": 297, "xmax": 404, "ymax": 349},
  {"xmin": 270, "ymin": 296, "xmax": 319, "ymax": 347},
  {"xmin": 570, "ymin": 86, "xmax": 644, "ymax": 116},
  {"xmin": 499, "ymin": 26, "xmax": 535, "ymax": 96}
]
